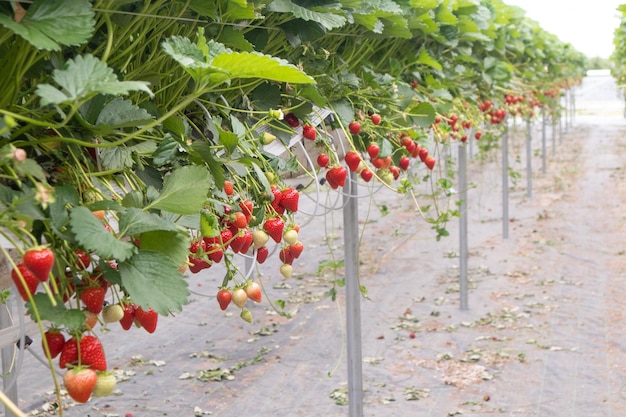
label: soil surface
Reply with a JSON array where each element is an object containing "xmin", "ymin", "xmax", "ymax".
[{"xmin": 3, "ymin": 71, "xmax": 626, "ymax": 417}]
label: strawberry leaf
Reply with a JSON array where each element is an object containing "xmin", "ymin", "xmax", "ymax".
[
  {"xmin": 119, "ymin": 251, "xmax": 189, "ymax": 315},
  {"xmin": 118, "ymin": 208, "xmax": 179, "ymax": 237},
  {"xmin": 408, "ymin": 102, "xmax": 436, "ymax": 128},
  {"xmin": 0, "ymin": 0, "xmax": 95, "ymax": 51},
  {"xmin": 36, "ymin": 54, "xmax": 153, "ymax": 106},
  {"xmin": 149, "ymin": 165, "xmax": 211, "ymax": 214},
  {"xmin": 69, "ymin": 206, "xmax": 137, "ymax": 261},
  {"xmin": 94, "ymin": 98, "xmax": 155, "ymax": 132},
  {"xmin": 138, "ymin": 230, "xmax": 190, "ymax": 267},
  {"xmin": 26, "ymin": 293, "xmax": 85, "ymax": 329}
]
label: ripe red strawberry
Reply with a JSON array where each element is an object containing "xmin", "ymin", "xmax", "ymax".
[
  {"xmin": 367, "ymin": 143, "xmax": 380, "ymax": 160},
  {"xmin": 240, "ymin": 228, "xmax": 253, "ymax": 254},
  {"xmin": 206, "ymin": 243, "xmax": 224, "ymax": 263},
  {"xmin": 11, "ymin": 263, "xmax": 39, "ymax": 301},
  {"xmin": 80, "ymin": 335, "xmax": 107, "ymax": 371},
  {"xmin": 289, "ymin": 241, "xmax": 304, "ymax": 259},
  {"xmin": 232, "ymin": 288, "xmax": 247, "ymax": 308},
  {"xmin": 475, "ymin": 131, "xmax": 482, "ymax": 140},
  {"xmin": 302, "ymin": 124, "xmax": 317, "ymax": 140},
  {"xmin": 279, "ymin": 247, "xmax": 294, "ymax": 265},
  {"xmin": 223, "ymin": 180, "xmax": 234, "ymax": 196},
  {"xmin": 80, "ymin": 287, "xmax": 106, "ymax": 314},
  {"xmin": 264, "ymin": 217, "xmax": 285, "ymax": 243},
  {"xmin": 256, "ymin": 246, "xmax": 269, "ymax": 264},
  {"xmin": 23, "ymin": 247, "xmax": 55, "ymax": 282},
  {"xmin": 216, "ymin": 288, "xmax": 232, "ymax": 311},
  {"xmin": 371, "ymin": 114, "xmax": 382, "ymax": 125},
  {"xmin": 43, "ymin": 329, "xmax": 65, "ymax": 359},
  {"xmin": 189, "ymin": 256, "xmax": 211, "ymax": 273},
  {"xmin": 269, "ymin": 185, "xmax": 284, "ymax": 215},
  {"xmin": 348, "ymin": 121, "xmax": 361, "ymax": 135},
  {"xmin": 75, "ymin": 250, "xmax": 92, "ymax": 270},
  {"xmin": 425, "ymin": 156, "xmax": 436, "ymax": 170},
  {"xmin": 360, "ymin": 169, "xmax": 373, "ymax": 182},
  {"xmin": 279, "ymin": 187, "xmax": 299, "ymax": 212},
  {"xmin": 59, "ymin": 337, "xmax": 78, "ymax": 369},
  {"xmin": 410, "ymin": 142, "xmax": 421, "ymax": 158},
  {"xmin": 399, "ymin": 156, "xmax": 410, "ymax": 171},
  {"xmin": 284, "ymin": 113, "xmax": 299, "ymax": 127},
  {"xmin": 390, "ymin": 165, "xmax": 401, "ymax": 180},
  {"xmin": 245, "ymin": 282, "xmax": 262, "ymax": 303},
  {"xmin": 135, "ymin": 307, "xmax": 158, "ymax": 333},
  {"xmin": 239, "ymin": 199, "xmax": 254, "ymax": 221},
  {"xmin": 229, "ymin": 211, "xmax": 248, "ymax": 230},
  {"xmin": 418, "ymin": 148, "xmax": 429, "ymax": 163},
  {"xmin": 120, "ymin": 303, "xmax": 136, "ymax": 330},
  {"xmin": 326, "ymin": 166, "xmax": 348, "ymax": 189},
  {"xmin": 317, "ymin": 153, "xmax": 329, "ymax": 168},
  {"xmin": 63, "ymin": 367, "xmax": 97, "ymax": 403},
  {"xmin": 345, "ymin": 151, "xmax": 361, "ymax": 172}
]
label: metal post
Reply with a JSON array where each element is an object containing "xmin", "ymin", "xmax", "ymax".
[
  {"xmin": 1, "ymin": 300, "xmax": 18, "ymax": 417},
  {"xmin": 552, "ymin": 116, "xmax": 556, "ymax": 157},
  {"xmin": 343, "ymin": 172, "xmax": 363, "ymax": 417},
  {"xmin": 541, "ymin": 106, "xmax": 547, "ymax": 174},
  {"xmin": 502, "ymin": 124, "xmax": 509, "ymax": 239},
  {"xmin": 458, "ymin": 142, "xmax": 468, "ymax": 310},
  {"xmin": 525, "ymin": 118, "xmax": 532, "ymax": 199}
]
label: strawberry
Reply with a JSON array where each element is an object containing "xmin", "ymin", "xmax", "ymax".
[
  {"xmin": 230, "ymin": 231, "xmax": 245, "ymax": 253},
  {"xmin": 240, "ymin": 308, "xmax": 253, "ymax": 323},
  {"xmin": 223, "ymin": 180, "xmax": 234, "ymax": 196},
  {"xmin": 279, "ymin": 187, "xmax": 299, "ymax": 212},
  {"xmin": 240, "ymin": 229, "xmax": 253, "ymax": 254},
  {"xmin": 390, "ymin": 165, "xmax": 401, "ymax": 180},
  {"xmin": 279, "ymin": 247, "xmax": 294, "ymax": 265},
  {"xmin": 326, "ymin": 166, "xmax": 348, "ymax": 189},
  {"xmin": 399, "ymin": 156, "xmax": 410, "ymax": 171},
  {"xmin": 371, "ymin": 114, "xmax": 382, "ymax": 125},
  {"xmin": 289, "ymin": 241, "xmax": 304, "ymax": 259},
  {"xmin": 280, "ymin": 264, "xmax": 293, "ymax": 279},
  {"xmin": 367, "ymin": 143, "xmax": 380, "ymax": 160},
  {"xmin": 80, "ymin": 335, "xmax": 107, "ymax": 371},
  {"xmin": 23, "ymin": 247, "xmax": 55, "ymax": 282},
  {"xmin": 10, "ymin": 263, "xmax": 39, "ymax": 301},
  {"xmin": 75, "ymin": 250, "xmax": 92, "ymax": 270},
  {"xmin": 120, "ymin": 303, "xmax": 136, "ymax": 330},
  {"xmin": 302, "ymin": 124, "xmax": 317, "ymax": 140},
  {"xmin": 188, "ymin": 256, "xmax": 211, "ymax": 273},
  {"xmin": 63, "ymin": 367, "xmax": 97, "ymax": 403},
  {"xmin": 229, "ymin": 211, "xmax": 248, "ymax": 229},
  {"xmin": 284, "ymin": 113, "xmax": 299, "ymax": 127},
  {"xmin": 425, "ymin": 156, "xmax": 436, "ymax": 170},
  {"xmin": 269, "ymin": 185, "xmax": 284, "ymax": 215},
  {"xmin": 80, "ymin": 287, "xmax": 106, "ymax": 314},
  {"xmin": 255, "ymin": 246, "xmax": 269, "ymax": 264},
  {"xmin": 102, "ymin": 304, "xmax": 124, "ymax": 323},
  {"xmin": 348, "ymin": 121, "xmax": 361, "ymax": 135},
  {"xmin": 418, "ymin": 148, "xmax": 429, "ymax": 163},
  {"xmin": 316, "ymin": 153, "xmax": 329, "ymax": 168},
  {"xmin": 59, "ymin": 337, "xmax": 78, "ymax": 369},
  {"xmin": 345, "ymin": 151, "xmax": 361, "ymax": 172},
  {"xmin": 239, "ymin": 199, "xmax": 254, "ymax": 221},
  {"xmin": 232, "ymin": 287, "xmax": 247, "ymax": 308},
  {"xmin": 206, "ymin": 243, "xmax": 224, "ymax": 263},
  {"xmin": 252, "ymin": 229, "xmax": 269, "ymax": 248},
  {"xmin": 135, "ymin": 307, "xmax": 158, "ymax": 333},
  {"xmin": 264, "ymin": 217, "xmax": 285, "ymax": 243},
  {"xmin": 92, "ymin": 371, "xmax": 116, "ymax": 398},
  {"xmin": 475, "ymin": 131, "xmax": 482, "ymax": 140},
  {"xmin": 216, "ymin": 288, "xmax": 232, "ymax": 311},
  {"xmin": 43, "ymin": 329, "xmax": 65, "ymax": 359},
  {"xmin": 360, "ymin": 169, "xmax": 373, "ymax": 182},
  {"xmin": 219, "ymin": 228, "xmax": 233, "ymax": 249},
  {"xmin": 410, "ymin": 142, "xmax": 421, "ymax": 158},
  {"xmin": 283, "ymin": 229, "xmax": 298, "ymax": 245},
  {"xmin": 245, "ymin": 282, "xmax": 262, "ymax": 303},
  {"xmin": 83, "ymin": 310, "xmax": 98, "ymax": 330}
]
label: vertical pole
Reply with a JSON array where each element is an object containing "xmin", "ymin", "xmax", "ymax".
[
  {"xmin": 541, "ymin": 106, "xmax": 547, "ymax": 174},
  {"xmin": 1, "ymin": 300, "xmax": 18, "ymax": 417},
  {"xmin": 552, "ymin": 114, "xmax": 556, "ymax": 157},
  {"xmin": 525, "ymin": 118, "xmax": 532, "ymax": 199},
  {"xmin": 502, "ymin": 123, "xmax": 509, "ymax": 239},
  {"xmin": 458, "ymin": 142, "xmax": 468, "ymax": 310},
  {"xmin": 559, "ymin": 93, "xmax": 563, "ymax": 144},
  {"xmin": 343, "ymin": 172, "xmax": 363, "ymax": 417}
]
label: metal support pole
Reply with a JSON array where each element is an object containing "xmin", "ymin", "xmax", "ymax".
[
  {"xmin": 552, "ymin": 116, "xmax": 556, "ymax": 157},
  {"xmin": 1, "ymin": 300, "xmax": 18, "ymax": 417},
  {"xmin": 541, "ymin": 107, "xmax": 547, "ymax": 174},
  {"xmin": 458, "ymin": 142, "xmax": 468, "ymax": 310},
  {"xmin": 502, "ymin": 124, "xmax": 509, "ymax": 239},
  {"xmin": 525, "ymin": 118, "xmax": 532, "ymax": 199},
  {"xmin": 343, "ymin": 173, "xmax": 363, "ymax": 417}
]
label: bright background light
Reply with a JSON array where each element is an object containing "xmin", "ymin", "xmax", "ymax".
[{"xmin": 504, "ymin": 0, "xmax": 623, "ymax": 59}]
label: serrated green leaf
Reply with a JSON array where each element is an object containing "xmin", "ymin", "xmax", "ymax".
[
  {"xmin": 191, "ymin": 142, "xmax": 223, "ymax": 187},
  {"xmin": 0, "ymin": 0, "xmax": 95, "ymax": 51},
  {"xmin": 95, "ymin": 98, "xmax": 155, "ymax": 131},
  {"xmin": 211, "ymin": 51, "xmax": 315, "ymax": 84},
  {"xmin": 70, "ymin": 206, "xmax": 137, "ymax": 261},
  {"xmin": 13, "ymin": 158, "xmax": 46, "ymax": 181},
  {"xmin": 119, "ymin": 251, "xmax": 189, "ymax": 314},
  {"xmin": 217, "ymin": 26, "xmax": 254, "ymax": 52},
  {"xmin": 408, "ymin": 102, "xmax": 436, "ymax": 128},
  {"xmin": 149, "ymin": 165, "xmax": 210, "ymax": 214},
  {"xmin": 99, "ymin": 145, "xmax": 132, "ymax": 170},
  {"xmin": 36, "ymin": 54, "xmax": 153, "ymax": 105},
  {"xmin": 118, "ymin": 208, "xmax": 179, "ymax": 237},
  {"xmin": 267, "ymin": 0, "xmax": 346, "ymax": 31},
  {"xmin": 217, "ymin": 126, "xmax": 239, "ymax": 154},
  {"xmin": 26, "ymin": 294, "xmax": 85, "ymax": 329},
  {"xmin": 138, "ymin": 231, "xmax": 190, "ymax": 268},
  {"xmin": 417, "ymin": 48, "xmax": 442, "ymax": 71},
  {"xmin": 200, "ymin": 211, "xmax": 220, "ymax": 238},
  {"xmin": 152, "ymin": 134, "xmax": 182, "ymax": 166}
]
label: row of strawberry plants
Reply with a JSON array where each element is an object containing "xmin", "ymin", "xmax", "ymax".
[{"xmin": 0, "ymin": 0, "xmax": 585, "ymax": 411}]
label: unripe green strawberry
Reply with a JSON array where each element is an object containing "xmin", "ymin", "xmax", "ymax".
[
  {"xmin": 102, "ymin": 304, "xmax": 124, "ymax": 323},
  {"xmin": 92, "ymin": 371, "xmax": 117, "ymax": 397},
  {"xmin": 240, "ymin": 308, "xmax": 253, "ymax": 324}
]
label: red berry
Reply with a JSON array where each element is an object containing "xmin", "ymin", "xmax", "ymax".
[
  {"xmin": 316, "ymin": 153, "xmax": 330, "ymax": 168},
  {"xmin": 256, "ymin": 246, "xmax": 269, "ymax": 264},
  {"xmin": 425, "ymin": 156, "xmax": 436, "ymax": 170},
  {"xmin": 348, "ymin": 121, "xmax": 361, "ymax": 135},
  {"xmin": 371, "ymin": 114, "xmax": 382, "ymax": 125},
  {"xmin": 63, "ymin": 367, "xmax": 97, "ymax": 403},
  {"xmin": 135, "ymin": 307, "xmax": 158, "ymax": 334},
  {"xmin": 223, "ymin": 180, "xmax": 234, "ymax": 196},
  {"xmin": 80, "ymin": 287, "xmax": 106, "ymax": 314},
  {"xmin": 264, "ymin": 217, "xmax": 285, "ymax": 243},
  {"xmin": 302, "ymin": 124, "xmax": 317, "ymax": 140},
  {"xmin": 285, "ymin": 113, "xmax": 299, "ymax": 127},
  {"xmin": 279, "ymin": 187, "xmax": 299, "ymax": 212},
  {"xmin": 360, "ymin": 169, "xmax": 373, "ymax": 182},
  {"xmin": 367, "ymin": 143, "xmax": 380, "ymax": 160},
  {"xmin": 43, "ymin": 329, "xmax": 65, "ymax": 359},
  {"xmin": 23, "ymin": 247, "xmax": 55, "ymax": 282},
  {"xmin": 399, "ymin": 156, "xmax": 410, "ymax": 171},
  {"xmin": 344, "ymin": 151, "xmax": 361, "ymax": 172},
  {"xmin": 216, "ymin": 289, "xmax": 232, "ymax": 311},
  {"xmin": 10, "ymin": 263, "xmax": 39, "ymax": 301}
]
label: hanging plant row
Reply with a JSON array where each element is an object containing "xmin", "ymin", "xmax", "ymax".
[{"xmin": 0, "ymin": 0, "xmax": 585, "ymax": 409}]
